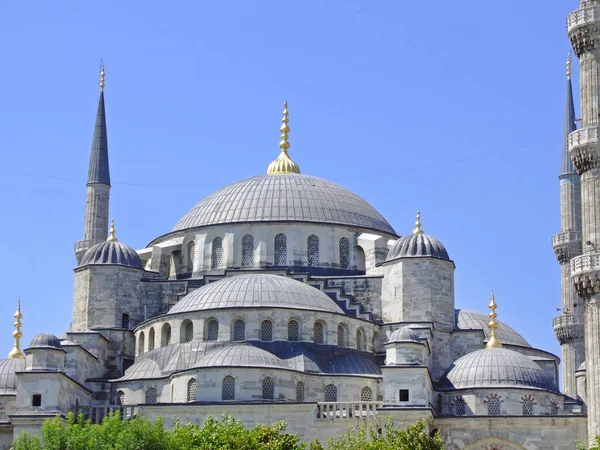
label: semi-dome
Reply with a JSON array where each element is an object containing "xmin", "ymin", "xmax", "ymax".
[
  {"xmin": 80, "ymin": 241, "xmax": 143, "ymax": 269},
  {"xmin": 194, "ymin": 344, "xmax": 287, "ymax": 370},
  {"xmin": 28, "ymin": 333, "xmax": 62, "ymax": 350},
  {"xmin": 455, "ymin": 309, "xmax": 530, "ymax": 347},
  {"xmin": 388, "ymin": 327, "xmax": 421, "ymax": 343},
  {"xmin": 171, "ymin": 174, "xmax": 395, "ymax": 236},
  {"xmin": 169, "ymin": 274, "xmax": 344, "ymax": 314},
  {"xmin": 119, "ymin": 358, "xmax": 163, "ymax": 381},
  {"xmin": 438, "ymin": 348, "xmax": 558, "ymax": 393},
  {"xmin": 0, "ymin": 359, "xmax": 25, "ymax": 395}
]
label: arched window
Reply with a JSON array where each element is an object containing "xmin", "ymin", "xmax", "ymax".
[
  {"xmin": 182, "ymin": 320, "xmax": 193, "ymax": 343},
  {"xmin": 242, "ymin": 234, "xmax": 254, "ymax": 267},
  {"xmin": 138, "ymin": 332, "xmax": 145, "ymax": 355},
  {"xmin": 161, "ymin": 323, "xmax": 171, "ymax": 347},
  {"xmin": 307, "ymin": 235, "xmax": 319, "ymax": 266},
  {"xmin": 262, "ymin": 377, "xmax": 274, "ymax": 400},
  {"xmin": 145, "ymin": 388, "xmax": 157, "ymax": 404},
  {"xmin": 337, "ymin": 323, "xmax": 347, "ymax": 347},
  {"xmin": 324, "ymin": 384, "xmax": 337, "ymax": 402},
  {"xmin": 261, "ymin": 320, "xmax": 273, "ymax": 341},
  {"xmin": 356, "ymin": 329, "xmax": 365, "ymax": 351},
  {"xmin": 339, "ymin": 238, "xmax": 350, "ymax": 269},
  {"xmin": 233, "ymin": 319, "xmax": 245, "ymax": 341},
  {"xmin": 187, "ymin": 241, "xmax": 195, "ymax": 273},
  {"xmin": 148, "ymin": 328, "xmax": 155, "ymax": 351},
  {"xmin": 274, "ymin": 233, "xmax": 287, "ymax": 266},
  {"xmin": 288, "ymin": 320, "xmax": 299, "ymax": 341},
  {"xmin": 453, "ymin": 397, "xmax": 466, "ymax": 416},
  {"xmin": 211, "ymin": 237, "xmax": 223, "ymax": 269},
  {"xmin": 122, "ymin": 314, "xmax": 130, "ymax": 329},
  {"xmin": 117, "ymin": 390, "xmax": 125, "ymax": 405},
  {"xmin": 222, "ymin": 376, "xmax": 235, "ymax": 401},
  {"xmin": 521, "ymin": 395, "xmax": 535, "ymax": 416},
  {"xmin": 486, "ymin": 396, "xmax": 501, "ymax": 416},
  {"xmin": 314, "ymin": 322, "xmax": 325, "ymax": 344},
  {"xmin": 296, "ymin": 381, "xmax": 305, "ymax": 402},
  {"xmin": 206, "ymin": 319, "xmax": 219, "ymax": 341},
  {"xmin": 360, "ymin": 387, "xmax": 372, "ymax": 402},
  {"xmin": 187, "ymin": 378, "xmax": 198, "ymax": 402}
]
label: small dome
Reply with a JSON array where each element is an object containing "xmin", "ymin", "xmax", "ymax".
[
  {"xmin": 388, "ymin": 327, "xmax": 421, "ymax": 343},
  {"xmin": 577, "ymin": 361, "xmax": 586, "ymax": 372},
  {"xmin": 455, "ymin": 309, "xmax": 530, "ymax": 347},
  {"xmin": 438, "ymin": 348, "xmax": 558, "ymax": 393},
  {"xmin": 386, "ymin": 233, "xmax": 449, "ymax": 262},
  {"xmin": 80, "ymin": 241, "xmax": 143, "ymax": 269},
  {"xmin": 0, "ymin": 359, "xmax": 25, "ymax": 395},
  {"xmin": 28, "ymin": 333, "xmax": 62, "ymax": 350},
  {"xmin": 195, "ymin": 344, "xmax": 287, "ymax": 370},
  {"xmin": 119, "ymin": 359, "xmax": 163, "ymax": 381},
  {"xmin": 169, "ymin": 274, "xmax": 344, "ymax": 314}
]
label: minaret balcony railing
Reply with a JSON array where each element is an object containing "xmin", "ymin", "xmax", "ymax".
[
  {"xmin": 553, "ymin": 314, "xmax": 585, "ymax": 344},
  {"xmin": 568, "ymin": 127, "xmax": 600, "ymax": 173},
  {"xmin": 567, "ymin": 6, "xmax": 600, "ymax": 35},
  {"xmin": 553, "ymin": 231, "xmax": 582, "ymax": 263},
  {"xmin": 571, "ymin": 253, "xmax": 600, "ymax": 276},
  {"xmin": 553, "ymin": 231, "xmax": 581, "ymax": 246},
  {"xmin": 571, "ymin": 253, "xmax": 600, "ymax": 295}
]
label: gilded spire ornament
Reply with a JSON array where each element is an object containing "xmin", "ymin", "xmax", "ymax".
[
  {"xmin": 107, "ymin": 218, "xmax": 118, "ymax": 243},
  {"xmin": 8, "ymin": 299, "xmax": 24, "ymax": 359},
  {"xmin": 412, "ymin": 211, "xmax": 424, "ymax": 235},
  {"xmin": 100, "ymin": 60, "xmax": 106, "ymax": 91},
  {"xmin": 486, "ymin": 292, "xmax": 502, "ymax": 349},
  {"xmin": 267, "ymin": 101, "xmax": 301, "ymax": 174},
  {"xmin": 567, "ymin": 52, "xmax": 572, "ymax": 80}
]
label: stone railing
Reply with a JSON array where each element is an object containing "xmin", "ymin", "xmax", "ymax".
[
  {"xmin": 316, "ymin": 402, "xmax": 382, "ymax": 421},
  {"xmin": 553, "ymin": 314, "xmax": 585, "ymax": 328},
  {"xmin": 567, "ymin": 7, "xmax": 600, "ymax": 34},
  {"xmin": 553, "ymin": 314, "xmax": 585, "ymax": 344},
  {"xmin": 569, "ymin": 127, "xmax": 600, "ymax": 152},
  {"xmin": 553, "ymin": 231, "xmax": 581, "ymax": 247},
  {"xmin": 571, "ymin": 254, "xmax": 600, "ymax": 276},
  {"xmin": 72, "ymin": 405, "xmax": 139, "ymax": 424}
]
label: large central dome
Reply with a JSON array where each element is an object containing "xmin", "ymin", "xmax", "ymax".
[{"xmin": 172, "ymin": 173, "xmax": 396, "ymax": 235}]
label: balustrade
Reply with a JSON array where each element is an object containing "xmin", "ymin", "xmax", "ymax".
[{"xmin": 316, "ymin": 402, "xmax": 382, "ymax": 421}]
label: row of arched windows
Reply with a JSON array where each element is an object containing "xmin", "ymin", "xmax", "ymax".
[
  {"xmin": 138, "ymin": 320, "xmax": 195, "ymax": 354},
  {"xmin": 453, "ymin": 394, "xmax": 548, "ymax": 416}
]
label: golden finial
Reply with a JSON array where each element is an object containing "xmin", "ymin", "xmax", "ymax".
[
  {"xmin": 486, "ymin": 292, "xmax": 502, "ymax": 349},
  {"xmin": 8, "ymin": 299, "xmax": 24, "ymax": 359},
  {"xmin": 100, "ymin": 60, "xmax": 106, "ymax": 91},
  {"xmin": 567, "ymin": 53, "xmax": 572, "ymax": 80},
  {"xmin": 412, "ymin": 211, "xmax": 424, "ymax": 235},
  {"xmin": 267, "ymin": 101, "xmax": 301, "ymax": 174},
  {"xmin": 107, "ymin": 218, "xmax": 118, "ymax": 243}
]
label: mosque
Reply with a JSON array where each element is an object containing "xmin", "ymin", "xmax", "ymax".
[{"xmin": 4, "ymin": 2, "xmax": 600, "ymax": 448}]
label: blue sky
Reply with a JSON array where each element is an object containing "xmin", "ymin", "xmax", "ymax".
[{"xmin": 0, "ymin": 1, "xmax": 576, "ymax": 367}]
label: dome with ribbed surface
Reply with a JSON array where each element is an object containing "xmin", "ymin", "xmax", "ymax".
[
  {"xmin": 438, "ymin": 348, "xmax": 558, "ymax": 393},
  {"xmin": 386, "ymin": 233, "xmax": 449, "ymax": 262},
  {"xmin": 0, "ymin": 359, "xmax": 25, "ymax": 395},
  {"xmin": 388, "ymin": 327, "xmax": 421, "ymax": 343},
  {"xmin": 171, "ymin": 174, "xmax": 395, "ymax": 235},
  {"xmin": 169, "ymin": 274, "xmax": 344, "ymax": 314},
  {"xmin": 194, "ymin": 344, "xmax": 287, "ymax": 370},
  {"xmin": 119, "ymin": 358, "xmax": 163, "ymax": 381},
  {"xmin": 455, "ymin": 309, "xmax": 530, "ymax": 347},
  {"xmin": 28, "ymin": 333, "xmax": 62, "ymax": 349},
  {"xmin": 80, "ymin": 241, "xmax": 143, "ymax": 269}
]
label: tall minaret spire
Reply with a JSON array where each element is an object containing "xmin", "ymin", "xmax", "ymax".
[
  {"xmin": 74, "ymin": 62, "xmax": 112, "ymax": 263},
  {"xmin": 552, "ymin": 52, "xmax": 584, "ymax": 400}
]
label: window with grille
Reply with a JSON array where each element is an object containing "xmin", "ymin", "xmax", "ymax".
[
  {"xmin": 187, "ymin": 241, "xmax": 195, "ymax": 273},
  {"xmin": 262, "ymin": 377, "xmax": 275, "ymax": 400},
  {"xmin": 211, "ymin": 237, "xmax": 223, "ymax": 269},
  {"xmin": 314, "ymin": 322, "xmax": 324, "ymax": 344},
  {"xmin": 242, "ymin": 234, "xmax": 254, "ymax": 267},
  {"xmin": 337, "ymin": 324, "xmax": 347, "ymax": 347},
  {"xmin": 161, "ymin": 324, "xmax": 171, "ymax": 347},
  {"xmin": 307, "ymin": 235, "xmax": 319, "ymax": 266},
  {"xmin": 274, "ymin": 233, "xmax": 287, "ymax": 266},
  {"xmin": 288, "ymin": 320, "xmax": 299, "ymax": 341},
  {"xmin": 207, "ymin": 319, "xmax": 219, "ymax": 341},
  {"xmin": 233, "ymin": 319, "xmax": 245, "ymax": 341},
  {"xmin": 360, "ymin": 387, "xmax": 372, "ymax": 402},
  {"xmin": 356, "ymin": 329, "xmax": 364, "ymax": 350},
  {"xmin": 222, "ymin": 376, "xmax": 235, "ymax": 401},
  {"xmin": 324, "ymin": 384, "xmax": 337, "ymax": 402},
  {"xmin": 261, "ymin": 320, "xmax": 273, "ymax": 341},
  {"xmin": 117, "ymin": 390, "xmax": 125, "ymax": 405},
  {"xmin": 145, "ymin": 388, "xmax": 157, "ymax": 404},
  {"xmin": 453, "ymin": 397, "xmax": 466, "ymax": 416},
  {"xmin": 148, "ymin": 328, "xmax": 155, "ymax": 351},
  {"xmin": 521, "ymin": 396, "xmax": 535, "ymax": 416},
  {"xmin": 138, "ymin": 332, "xmax": 145, "ymax": 354},
  {"xmin": 550, "ymin": 400, "xmax": 559, "ymax": 415},
  {"xmin": 296, "ymin": 382, "xmax": 305, "ymax": 402},
  {"xmin": 487, "ymin": 398, "xmax": 501, "ymax": 416},
  {"xmin": 339, "ymin": 238, "xmax": 350, "ymax": 269},
  {"xmin": 183, "ymin": 321, "xmax": 193, "ymax": 343},
  {"xmin": 187, "ymin": 378, "xmax": 198, "ymax": 402}
]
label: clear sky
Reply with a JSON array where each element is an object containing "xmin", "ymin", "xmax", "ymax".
[{"xmin": 0, "ymin": 1, "xmax": 577, "ymax": 368}]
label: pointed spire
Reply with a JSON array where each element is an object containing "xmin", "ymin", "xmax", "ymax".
[
  {"xmin": 8, "ymin": 299, "xmax": 24, "ymax": 359},
  {"xmin": 106, "ymin": 218, "xmax": 118, "ymax": 243},
  {"xmin": 87, "ymin": 61, "xmax": 111, "ymax": 186},
  {"xmin": 561, "ymin": 53, "xmax": 578, "ymax": 175},
  {"xmin": 267, "ymin": 101, "xmax": 301, "ymax": 174},
  {"xmin": 412, "ymin": 211, "xmax": 424, "ymax": 235},
  {"xmin": 486, "ymin": 292, "xmax": 502, "ymax": 349}
]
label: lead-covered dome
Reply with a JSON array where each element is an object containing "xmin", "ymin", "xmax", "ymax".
[
  {"xmin": 438, "ymin": 348, "xmax": 558, "ymax": 393},
  {"xmin": 388, "ymin": 327, "xmax": 421, "ymax": 343},
  {"xmin": 171, "ymin": 174, "xmax": 395, "ymax": 235},
  {"xmin": 28, "ymin": 333, "xmax": 62, "ymax": 350},
  {"xmin": 169, "ymin": 274, "xmax": 344, "ymax": 314},
  {"xmin": 455, "ymin": 309, "xmax": 530, "ymax": 347},
  {"xmin": 195, "ymin": 344, "xmax": 287, "ymax": 370},
  {"xmin": 80, "ymin": 241, "xmax": 143, "ymax": 269},
  {"xmin": 0, "ymin": 359, "xmax": 25, "ymax": 395},
  {"xmin": 386, "ymin": 233, "xmax": 449, "ymax": 261}
]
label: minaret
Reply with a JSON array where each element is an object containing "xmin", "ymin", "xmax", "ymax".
[
  {"xmin": 8, "ymin": 299, "xmax": 24, "ymax": 359},
  {"xmin": 552, "ymin": 53, "xmax": 585, "ymax": 399},
  {"xmin": 74, "ymin": 62, "xmax": 111, "ymax": 263},
  {"xmin": 568, "ymin": 1, "xmax": 600, "ymax": 443}
]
